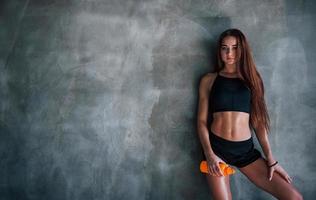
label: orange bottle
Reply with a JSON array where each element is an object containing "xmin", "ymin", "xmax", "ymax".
[{"xmin": 200, "ymin": 160, "xmax": 236, "ymax": 176}]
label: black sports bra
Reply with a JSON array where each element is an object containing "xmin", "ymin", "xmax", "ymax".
[{"xmin": 209, "ymin": 72, "xmax": 251, "ymax": 114}]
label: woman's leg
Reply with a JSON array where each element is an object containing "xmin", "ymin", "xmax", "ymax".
[
  {"xmin": 205, "ymin": 173, "xmax": 232, "ymax": 200},
  {"xmin": 238, "ymin": 157, "xmax": 303, "ymax": 200}
]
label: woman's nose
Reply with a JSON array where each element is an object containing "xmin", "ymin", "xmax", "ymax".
[{"xmin": 227, "ymin": 48, "xmax": 235, "ymax": 56}]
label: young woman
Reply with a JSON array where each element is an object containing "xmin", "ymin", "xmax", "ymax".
[{"xmin": 197, "ymin": 28, "xmax": 303, "ymax": 200}]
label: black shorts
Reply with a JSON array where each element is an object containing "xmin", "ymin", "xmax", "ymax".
[{"xmin": 203, "ymin": 131, "xmax": 262, "ymax": 168}]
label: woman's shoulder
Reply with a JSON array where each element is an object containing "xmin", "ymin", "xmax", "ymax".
[
  {"xmin": 200, "ymin": 72, "xmax": 218, "ymax": 90},
  {"xmin": 201, "ymin": 72, "xmax": 217, "ymax": 83}
]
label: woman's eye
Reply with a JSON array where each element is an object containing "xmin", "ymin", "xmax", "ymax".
[{"xmin": 221, "ymin": 47, "xmax": 237, "ymax": 50}]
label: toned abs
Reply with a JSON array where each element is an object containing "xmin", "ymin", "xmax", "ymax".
[{"xmin": 207, "ymin": 73, "xmax": 252, "ymax": 141}]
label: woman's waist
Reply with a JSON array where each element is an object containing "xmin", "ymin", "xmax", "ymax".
[{"xmin": 209, "ymin": 122, "xmax": 252, "ymax": 141}]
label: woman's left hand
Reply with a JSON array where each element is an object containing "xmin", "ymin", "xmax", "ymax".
[{"xmin": 268, "ymin": 162, "xmax": 293, "ymax": 184}]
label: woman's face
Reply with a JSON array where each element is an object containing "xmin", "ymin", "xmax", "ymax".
[{"xmin": 220, "ymin": 36, "xmax": 239, "ymax": 65}]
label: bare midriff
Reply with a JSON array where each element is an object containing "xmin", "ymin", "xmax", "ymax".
[{"xmin": 209, "ymin": 111, "xmax": 252, "ymax": 141}]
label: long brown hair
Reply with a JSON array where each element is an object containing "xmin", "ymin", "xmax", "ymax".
[{"xmin": 214, "ymin": 28, "xmax": 271, "ymax": 134}]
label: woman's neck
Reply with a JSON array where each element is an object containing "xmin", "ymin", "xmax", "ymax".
[
  {"xmin": 221, "ymin": 69, "xmax": 237, "ymax": 75},
  {"xmin": 222, "ymin": 65, "xmax": 237, "ymax": 74}
]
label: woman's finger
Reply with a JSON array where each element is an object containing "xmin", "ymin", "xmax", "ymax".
[
  {"xmin": 286, "ymin": 175, "xmax": 292, "ymax": 183},
  {"xmin": 268, "ymin": 168, "xmax": 274, "ymax": 181},
  {"xmin": 282, "ymin": 173, "xmax": 291, "ymax": 183},
  {"xmin": 216, "ymin": 164, "xmax": 224, "ymax": 176},
  {"xmin": 210, "ymin": 165, "xmax": 217, "ymax": 176},
  {"xmin": 276, "ymin": 167, "xmax": 291, "ymax": 183},
  {"xmin": 285, "ymin": 174, "xmax": 292, "ymax": 183},
  {"xmin": 289, "ymin": 175, "xmax": 293, "ymax": 182},
  {"xmin": 213, "ymin": 164, "xmax": 220, "ymax": 176},
  {"xmin": 208, "ymin": 165, "xmax": 214, "ymax": 175}
]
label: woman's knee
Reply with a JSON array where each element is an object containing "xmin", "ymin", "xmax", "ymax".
[
  {"xmin": 282, "ymin": 188, "xmax": 303, "ymax": 200},
  {"xmin": 290, "ymin": 190, "xmax": 303, "ymax": 200}
]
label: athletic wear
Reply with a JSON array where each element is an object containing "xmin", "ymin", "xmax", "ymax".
[
  {"xmin": 203, "ymin": 131, "xmax": 262, "ymax": 168},
  {"xmin": 209, "ymin": 72, "xmax": 251, "ymax": 114},
  {"xmin": 202, "ymin": 72, "xmax": 261, "ymax": 168}
]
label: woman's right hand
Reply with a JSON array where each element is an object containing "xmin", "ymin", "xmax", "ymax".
[{"xmin": 206, "ymin": 155, "xmax": 225, "ymax": 176}]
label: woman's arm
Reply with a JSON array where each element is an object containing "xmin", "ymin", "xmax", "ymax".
[
  {"xmin": 254, "ymin": 126, "xmax": 277, "ymax": 164},
  {"xmin": 197, "ymin": 74, "xmax": 216, "ymax": 159},
  {"xmin": 255, "ymin": 126, "xmax": 294, "ymax": 183}
]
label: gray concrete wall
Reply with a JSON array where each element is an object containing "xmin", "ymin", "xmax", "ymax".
[{"xmin": 1, "ymin": 0, "xmax": 315, "ymax": 199}]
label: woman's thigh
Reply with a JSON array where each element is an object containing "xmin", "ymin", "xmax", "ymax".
[
  {"xmin": 205, "ymin": 174, "xmax": 232, "ymax": 200},
  {"xmin": 238, "ymin": 157, "xmax": 303, "ymax": 200}
]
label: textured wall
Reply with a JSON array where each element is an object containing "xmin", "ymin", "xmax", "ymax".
[{"xmin": 1, "ymin": 0, "xmax": 315, "ymax": 199}]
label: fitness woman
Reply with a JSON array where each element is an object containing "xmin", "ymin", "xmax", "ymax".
[{"xmin": 197, "ymin": 28, "xmax": 303, "ymax": 200}]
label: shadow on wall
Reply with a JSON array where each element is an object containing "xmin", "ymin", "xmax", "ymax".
[{"xmin": 147, "ymin": 16, "xmax": 233, "ymax": 199}]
